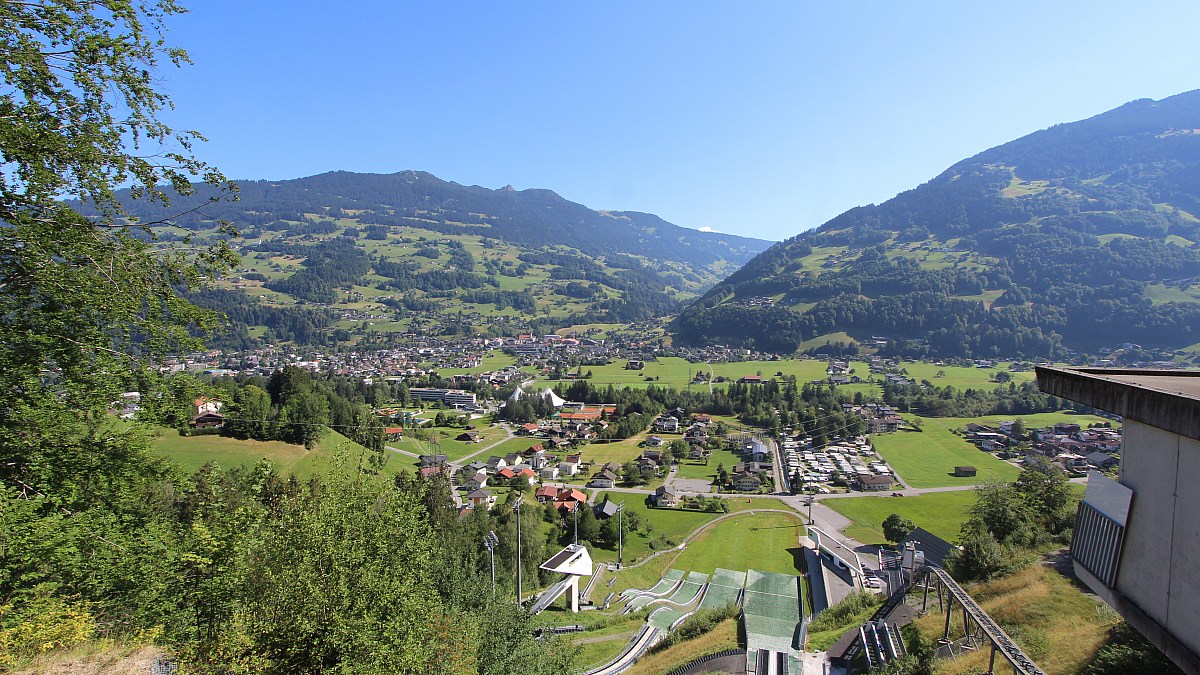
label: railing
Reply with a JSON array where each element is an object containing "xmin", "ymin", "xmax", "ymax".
[
  {"xmin": 915, "ymin": 566, "xmax": 1048, "ymax": 675},
  {"xmin": 663, "ymin": 648, "xmax": 747, "ymax": 675}
]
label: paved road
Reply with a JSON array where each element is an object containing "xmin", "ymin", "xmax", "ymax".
[{"xmin": 451, "ymin": 424, "xmax": 517, "ymax": 467}]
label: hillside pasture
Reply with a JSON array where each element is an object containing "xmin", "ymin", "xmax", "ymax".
[
  {"xmin": 152, "ymin": 428, "xmax": 386, "ymax": 478},
  {"xmin": 895, "ymin": 361, "xmax": 1034, "ymax": 388}
]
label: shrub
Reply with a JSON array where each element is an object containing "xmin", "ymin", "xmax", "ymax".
[
  {"xmin": 808, "ymin": 591, "xmax": 881, "ymax": 633},
  {"xmin": 649, "ymin": 603, "xmax": 739, "ymax": 652}
]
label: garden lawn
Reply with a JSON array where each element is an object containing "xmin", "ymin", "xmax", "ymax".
[
  {"xmin": 674, "ymin": 445, "xmax": 742, "ymax": 481},
  {"xmin": 822, "ymin": 491, "xmax": 977, "ymax": 545},
  {"xmin": 872, "ymin": 419, "xmax": 1021, "ymax": 488}
]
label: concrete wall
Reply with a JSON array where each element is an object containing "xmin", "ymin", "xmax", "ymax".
[{"xmin": 1116, "ymin": 420, "xmax": 1200, "ymax": 662}]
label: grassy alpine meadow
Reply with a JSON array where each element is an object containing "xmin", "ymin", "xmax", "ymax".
[
  {"xmin": 536, "ymin": 357, "xmax": 698, "ymax": 390},
  {"xmin": 413, "ymin": 424, "xmax": 512, "ymax": 462},
  {"xmin": 536, "ymin": 357, "xmax": 877, "ymax": 392},
  {"xmin": 589, "ymin": 491, "xmax": 719, "ymax": 564},
  {"xmin": 821, "ymin": 490, "xmax": 977, "ymax": 545},
  {"xmin": 925, "ymin": 410, "xmax": 1116, "ymax": 432},
  {"xmin": 871, "ymin": 419, "xmax": 1022, "ymax": 488},
  {"xmin": 587, "ymin": 494, "xmax": 794, "ymax": 566},
  {"xmin": 429, "ymin": 351, "xmax": 519, "ymax": 376},
  {"xmin": 673, "ymin": 445, "xmax": 743, "ymax": 481},
  {"xmin": 580, "ymin": 435, "xmax": 649, "ymax": 467}
]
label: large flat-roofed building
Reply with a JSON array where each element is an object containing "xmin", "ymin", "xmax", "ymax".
[
  {"xmin": 408, "ymin": 387, "xmax": 477, "ymax": 409},
  {"xmin": 1037, "ymin": 367, "xmax": 1200, "ymax": 675}
]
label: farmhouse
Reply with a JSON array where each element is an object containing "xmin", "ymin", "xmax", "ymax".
[
  {"xmin": 588, "ymin": 469, "xmax": 618, "ymax": 489},
  {"xmin": 463, "ymin": 471, "xmax": 488, "ymax": 490},
  {"xmin": 654, "ymin": 484, "xmax": 679, "ymax": 507},
  {"xmin": 731, "ymin": 472, "xmax": 762, "ymax": 492},
  {"xmin": 466, "ymin": 490, "xmax": 495, "ymax": 509}
]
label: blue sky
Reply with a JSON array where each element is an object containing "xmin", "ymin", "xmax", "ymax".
[{"xmin": 161, "ymin": 1, "xmax": 1200, "ymax": 242}]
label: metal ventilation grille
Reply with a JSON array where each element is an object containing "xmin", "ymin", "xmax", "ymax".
[{"xmin": 1071, "ymin": 500, "xmax": 1126, "ymax": 588}]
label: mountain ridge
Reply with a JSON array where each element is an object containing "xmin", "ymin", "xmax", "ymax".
[
  {"xmin": 86, "ymin": 170, "xmax": 772, "ymax": 347},
  {"xmin": 673, "ymin": 90, "xmax": 1200, "ymax": 358},
  {"xmin": 114, "ymin": 169, "xmax": 771, "ymax": 270}
]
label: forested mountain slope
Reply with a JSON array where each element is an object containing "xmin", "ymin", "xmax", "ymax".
[
  {"xmin": 80, "ymin": 171, "xmax": 770, "ymax": 346},
  {"xmin": 674, "ymin": 90, "xmax": 1200, "ymax": 358}
]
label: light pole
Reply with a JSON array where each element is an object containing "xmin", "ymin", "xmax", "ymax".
[
  {"xmin": 617, "ymin": 501, "xmax": 624, "ymax": 568},
  {"xmin": 483, "ymin": 530, "xmax": 499, "ymax": 598},
  {"xmin": 573, "ymin": 503, "xmax": 579, "ymax": 545},
  {"xmin": 804, "ymin": 488, "xmax": 815, "ymax": 525},
  {"xmin": 514, "ymin": 501, "xmax": 523, "ymax": 606}
]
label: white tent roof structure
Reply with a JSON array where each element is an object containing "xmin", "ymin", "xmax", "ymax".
[
  {"xmin": 541, "ymin": 387, "xmax": 567, "ymax": 408},
  {"xmin": 508, "ymin": 386, "xmax": 566, "ymax": 409}
]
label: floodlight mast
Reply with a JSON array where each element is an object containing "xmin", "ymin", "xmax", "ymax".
[
  {"xmin": 617, "ymin": 501, "xmax": 624, "ymax": 568},
  {"xmin": 483, "ymin": 530, "xmax": 500, "ymax": 597},
  {"xmin": 514, "ymin": 501, "xmax": 523, "ymax": 606}
]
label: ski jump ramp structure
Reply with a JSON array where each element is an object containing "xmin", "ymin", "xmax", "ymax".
[{"xmin": 534, "ymin": 544, "xmax": 593, "ymax": 613}]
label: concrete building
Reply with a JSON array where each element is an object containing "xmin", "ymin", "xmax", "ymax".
[
  {"xmin": 1037, "ymin": 367, "xmax": 1200, "ymax": 675},
  {"xmin": 408, "ymin": 387, "xmax": 478, "ymax": 409}
]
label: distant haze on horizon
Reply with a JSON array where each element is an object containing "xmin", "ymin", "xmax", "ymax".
[{"xmin": 162, "ymin": 1, "xmax": 1200, "ymax": 242}]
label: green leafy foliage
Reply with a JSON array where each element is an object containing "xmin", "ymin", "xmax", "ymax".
[
  {"xmin": 882, "ymin": 513, "xmax": 916, "ymax": 544},
  {"xmin": 1083, "ymin": 622, "xmax": 1184, "ymax": 675},
  {"xmin": 947, "ymin": 457, "xmax": 1078, "ymax": 581},
  {"xmin": 808, "ymin": 591, "xmax": 881, "ymax": 633},
  {"xmin": 648, "ymin": 603, "xmax": 740, "ymax": 653}
]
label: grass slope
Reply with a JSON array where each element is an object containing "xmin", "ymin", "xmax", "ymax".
[
  {"xmin": 672, "ymin": 511, "xmax": 805, "ymax": 576},
  {"xmin": 912, "ymin": 564, "xmax": 1118, "ymax": 675},
  {"xmin": 621, "ymin": 617, "xmax": 739, "ymax": 675},
  {"xmin": 152, "ymin": 428, "xmax": 386, "ymax": 478}
]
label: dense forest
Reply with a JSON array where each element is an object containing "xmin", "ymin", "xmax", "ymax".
[{"xmin": 675, "ymin": 91, "xmax": 1200, "ymax": 358}]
